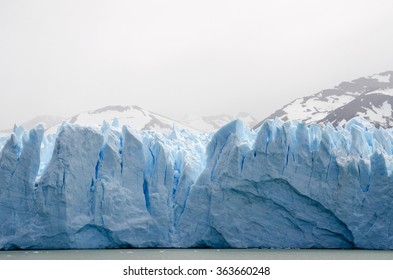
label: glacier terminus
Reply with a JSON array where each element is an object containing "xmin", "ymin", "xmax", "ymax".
[{"xmin": 1, "ymin": 117, "xmax": 393, "ymax": 249}]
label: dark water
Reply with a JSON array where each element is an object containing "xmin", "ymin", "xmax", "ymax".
[{"xmin": 1, "ymin": 249, "xmax": 393, "ymax": 260}]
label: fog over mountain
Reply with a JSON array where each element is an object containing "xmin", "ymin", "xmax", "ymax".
[{"xmin": 2, "ymin": 1, "xmax": 393, "ymax": 131}]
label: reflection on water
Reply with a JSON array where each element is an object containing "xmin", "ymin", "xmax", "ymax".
[{"xmin": 1, "ymin": 249, "xmax": 393, "ymax": 260}]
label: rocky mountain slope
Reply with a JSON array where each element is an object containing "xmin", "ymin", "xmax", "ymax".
[{"xmin": 256, "ymin": 71, "xmax": 393, "ymax": 128}]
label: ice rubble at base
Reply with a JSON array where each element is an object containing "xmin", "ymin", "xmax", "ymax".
[{"xmin": 1, "ymin": 117, "xmax": 393, "ymax": 249}]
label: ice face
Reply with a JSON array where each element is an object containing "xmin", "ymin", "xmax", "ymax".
[
  {"xmin": 1, "ymin": 117, "xmax": 393, "ymax": 249},
  {"xmin": 178, "ymin": 118, "xmax": 381, "ymax": 248},
  {"xmin": 0, "ymin": 125, "xmax": 44, "ymax": 248}
]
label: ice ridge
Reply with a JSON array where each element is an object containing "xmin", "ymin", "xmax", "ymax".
[{"xmin": 1, "ymin": 117, "xmax": 393, "ymax": 249}]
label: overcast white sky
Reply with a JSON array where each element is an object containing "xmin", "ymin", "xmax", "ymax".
[{"xmin": 1, "ymin": 0, "xmax": 393, "ymax": 130}]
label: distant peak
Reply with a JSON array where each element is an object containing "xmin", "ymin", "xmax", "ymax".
[{"xmin": 91, "ymin": 105, "xmax": 130, "ymax": 114}]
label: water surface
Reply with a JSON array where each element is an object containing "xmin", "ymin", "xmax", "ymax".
[{"xmin": 1, "ymin": 249, "xmax": 393, "ymax": 260}]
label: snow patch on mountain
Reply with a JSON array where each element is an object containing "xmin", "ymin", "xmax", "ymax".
[
  {"xmin": 372, "ymin": 73, "xmax": 391, "ymax": 83},
  {"xmin": 51, "ymin": 105, "xmax": 202, "ymax": 134},
  {"xmin": 43, "ymin": 105, "xmax": 258, "ymax": 134}
]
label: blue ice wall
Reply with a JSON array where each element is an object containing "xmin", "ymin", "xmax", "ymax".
[{"xmin": 1, "ymin": 118, "xmax": 393, "ymax": 249}]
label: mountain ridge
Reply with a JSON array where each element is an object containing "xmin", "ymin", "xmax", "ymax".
[
  {"xmin": 3, "ymin": 105, "xmax": 258, "ymax": 134},
  {"xmin": 255, "ymin": 71, "xmax": 393, "ymax": 129}
]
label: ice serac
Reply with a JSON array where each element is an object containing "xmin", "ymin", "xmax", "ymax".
[
  {"xmin": 33, "ymin": 125, "xmax": 104, "ymax": 248},
  {"xmin": 0, "ymin": 125, "xmax": 44, "ymax": 249},
  {"xmin": 86, "ymin": 125, "xmax": 164, "ymax": 248},
  {"xmin": 1, "ymin": 118, "xmax": 393, "ymax": 249}
]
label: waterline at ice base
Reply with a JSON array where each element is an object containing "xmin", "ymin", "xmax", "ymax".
[{"xmin": 1, "ymin": 117, "xmax": 393, "ymax": 249}]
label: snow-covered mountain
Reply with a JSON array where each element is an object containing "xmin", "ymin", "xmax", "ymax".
[
  {"xmin": 44, "ymin": 105, "xmax": 258, "ymax": 134},
  {"xmin": 50, "ymin": 105, "xmax": 202, "ymax": 133},
  {"xmin": 2, "ymin": 105, "xmax": 258, "ymax": 135},
  {"xmin": 255, "ymin": 71, "xmax": 393, "ymax": 128}
]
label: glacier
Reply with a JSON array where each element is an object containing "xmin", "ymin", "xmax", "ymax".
[{"xmin": 1, "ymin": 118, "xmax": 393, "ymax": 249}]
